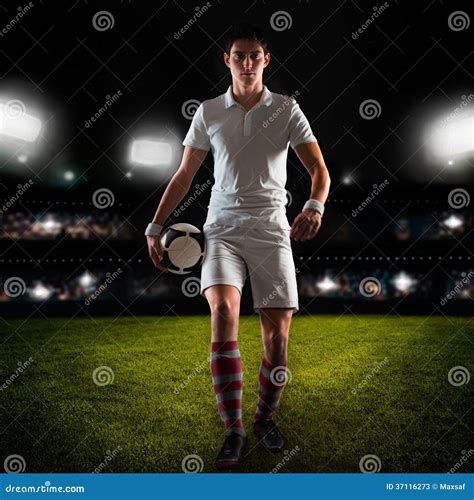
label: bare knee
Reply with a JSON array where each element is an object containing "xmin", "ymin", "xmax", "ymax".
[
  {"xmin": 204, "ymin": 285, "xmax": 241, "ymax": 342},
  {"xmin": 211, "ymin": 300, "xmax": 239, "ymax": 322}
]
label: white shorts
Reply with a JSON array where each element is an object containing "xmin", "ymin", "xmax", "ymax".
[{"xmin": 200, "ymin": 223, "xmax": 299, "ymax": 313}]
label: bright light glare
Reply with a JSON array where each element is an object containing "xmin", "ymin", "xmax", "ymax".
[
  {"xmin": 41, "ymin": 219, "xmax": 61, "ymax": 232},
  {"xmin": 316, "ymin": 276, "xmax": 339, "ymax": 291},
  {"xmin": 0, "ymin": 102, "xmax": 42, "ymax": 142},
  {"xmin": 429, "ymin": 113, "xmax": 474, "ymax": 158},
  {"xmin": 443, "ymin": 215, "xmax": 463, "ymax": 230},
  {"xmin": 79, "ymin": 272, "xmax": 96, "ymax": 287},
  {"xmin": 342, "ymin": 175, "xmax": 353, "ymax": 185},
  {"xmin": 130, "ymin": 139, "xmax": 172, "ymax": 166},
  {"xmin": 31, "ymin": 283, "xmax": 52, "ymax": 300},
  {"xmin": 392, "ymin": 271, "xmax": 417, "ymax": 292}
]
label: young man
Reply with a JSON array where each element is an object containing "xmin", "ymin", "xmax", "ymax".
[{"xmin": 145, "ymin": 23, "xmax": 331, "ymax": 469}]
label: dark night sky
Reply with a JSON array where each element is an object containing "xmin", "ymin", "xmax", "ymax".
[{"xmin": 0, "ymin": 0, "xmax": 472, "ymax": 205}]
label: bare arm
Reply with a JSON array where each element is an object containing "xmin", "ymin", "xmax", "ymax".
[
  {"xmin": 290, "ymin": 141, "xmax": 331, "ymax": 241},
  {"xmin": 147, "ymin": 146, "xmax": 209, "ymax": 271},
  {"xmin": 151, "ymin": 146, "xmax": 209, "ymax": 225},
  {"xmin": 293, "ymin": 141, "xmax": 331, "ymax": 204}
]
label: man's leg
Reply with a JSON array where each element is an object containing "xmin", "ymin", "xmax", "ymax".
[
  {"xmin": 254, "ymin": 307, "xmax": 293, "ymax": 452},
  {"xmin": 204, "ymin": 284, "xmax": 247, "ymax": 468}
]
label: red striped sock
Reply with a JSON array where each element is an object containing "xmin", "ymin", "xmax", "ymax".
[
  {"xmin": 254, "ymin": 356, "xmax": 288, "ymax": 422},
  {"xmin": 210, "ymin": 341, "xmax": 246, "ymax": 437}
]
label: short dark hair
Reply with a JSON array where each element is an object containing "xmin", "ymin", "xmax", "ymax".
[{"xmin": 224, "ymin": 22, "xmax": 269, "ymax": 54}]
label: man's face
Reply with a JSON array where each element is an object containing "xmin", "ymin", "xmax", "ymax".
[{"xmin": 224, "ymin": 39, "xmax": 270, "ymax": 86}]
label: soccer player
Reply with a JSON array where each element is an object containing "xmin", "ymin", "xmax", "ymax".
[{"xmin": 145, "ymin": 23, "xmax": 331, "ymax": 470}]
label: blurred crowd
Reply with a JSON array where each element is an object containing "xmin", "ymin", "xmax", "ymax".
[
  {"xmin": 0, "ymin": 211, "xmax": 135, "ymax": 240},
  {"xmin": 298, "ymin": 268, "xmax": 433, "ymax": 299},
  {"xmin": 392, "ymin": 210, "xmax": 472, "ymax": 241},
  {"xmin": 0, "ymin": 267, "xmax": 469, "ymax": 303}
]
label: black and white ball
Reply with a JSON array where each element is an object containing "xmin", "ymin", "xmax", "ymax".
[{"xmin": 160, "ymin": 223, "xmax": 206, "ymax": 275}]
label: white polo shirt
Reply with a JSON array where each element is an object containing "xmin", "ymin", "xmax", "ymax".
[{"xmin": 182, "ymin": 85, "xmax": 317, "ymax": 230}]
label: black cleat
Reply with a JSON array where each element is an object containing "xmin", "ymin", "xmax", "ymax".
[
  {"xmin": 215, "ymin": 432, "xmax": 248, "ymax": 470},
  {"xmin": 253, "ymin": 419, "xmax": 286, "ymax": 453}
]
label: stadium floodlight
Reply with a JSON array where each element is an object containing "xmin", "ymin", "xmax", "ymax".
[
  {"xmin": 428, "ymin": 112, "xmax": 474, "ymax": 158},
  {"xmin": 342, "ymin": 175, "xmax": 353, "ymax": 185},
  {"xmin": 64, "ymin": 171, "xmax": 75, "ymax": 181},
  {"xmin": 130, "ymin": 139, "xmax": 172, "ymax": 166},
  {"xmin": 17, "ymin": 154, "xmax": 28, "ymax": 163},
  {"xmin": 392, "ymin": 271, "xmax": 417, "ymax": 293},
  {"xmin": 0, "ymin": 101, "xmax": 42, "ymax": 142},
  {"xmin": 79, "ymin": 272, "xmax": 96, "ymax": 287},
  {"xmin": 30, "ymin": 283, "xmax": 52, "ymax": 300},
  {"xmin": 443, "ymin": 215, "xmax": 463, "ymax": 230},
  {"xmin": 316, "ymin": 276, "xmax": 339, "ymax": 292},
  {"xmin": 41, "ymin": 218, "xmax": 61, "ymax": 232}
]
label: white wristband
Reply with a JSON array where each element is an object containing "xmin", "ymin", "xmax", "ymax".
[
  {"xmin": 303, "ymin": 199, "xmax": 324, "ymax": 217},
  {"xmin": 145, "ymin": 222, "xmax": 163, "ymax": 236}
]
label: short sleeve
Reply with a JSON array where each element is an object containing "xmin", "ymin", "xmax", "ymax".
[
  {"xmin": 182, "ymin": 103, "xmax": 211, "ymax": 151},
  {"xmin": 288, "ymin": 101, "xmax": 317, "ymax": 149}
]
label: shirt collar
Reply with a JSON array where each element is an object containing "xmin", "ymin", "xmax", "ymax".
[{"xmin": 224, "ymin": 85, "xmax": 273, "ymax": 109}]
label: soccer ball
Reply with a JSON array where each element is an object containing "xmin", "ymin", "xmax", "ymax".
[{"xmin": 160, "ymin": 223, "xmax": 206, "ymax": 275}]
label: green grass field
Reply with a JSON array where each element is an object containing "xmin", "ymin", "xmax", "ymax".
[{"xmin": 0, "ymin": 314, "xmax": 472, "ymax": 473}]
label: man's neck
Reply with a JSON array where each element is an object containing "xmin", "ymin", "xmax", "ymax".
[{"xmin": 231, "ymin": 81, "xmax": 264, "ymax": 111}]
